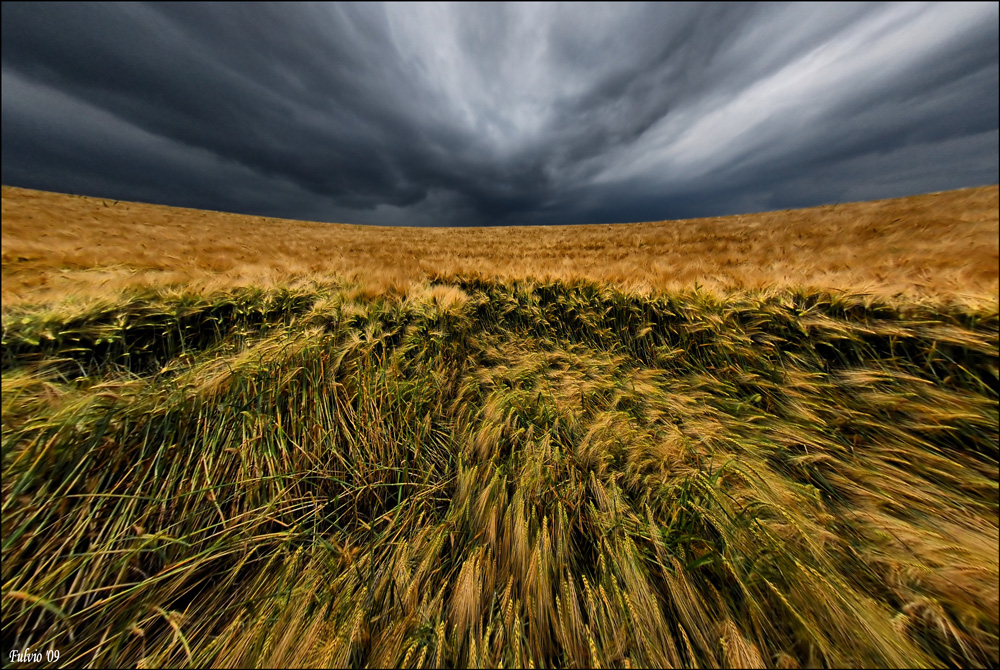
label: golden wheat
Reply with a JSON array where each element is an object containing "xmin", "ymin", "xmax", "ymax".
[{"xmin": 3, "ymin": 183, "xmax": 998, "ymax": 668}]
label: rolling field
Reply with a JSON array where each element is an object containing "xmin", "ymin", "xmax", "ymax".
[
  {"xmin": 3, "ymin": 185, "xmax": 998, "ymax": 305},
  {"xmin": 2, "ymin": 185, "xmax": 998, "ymax": 668}
]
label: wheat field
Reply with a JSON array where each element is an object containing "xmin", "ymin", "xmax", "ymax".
[
  {"xmin": 2, "ymin": 185, "xmax": 998, "ymax": 668},
  {"xmin": 3, "ymin": 185, "xmax": 997, "ymax": 306}
]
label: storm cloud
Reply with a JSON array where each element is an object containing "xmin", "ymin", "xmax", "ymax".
[{"xmin": 2, "ymin": 2, "xmax": 997, "ymax": 226}]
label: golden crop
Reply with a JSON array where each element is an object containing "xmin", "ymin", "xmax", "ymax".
[{"xmin": 2, "ymin": 185, "xmax": 997, "ymax": 668}]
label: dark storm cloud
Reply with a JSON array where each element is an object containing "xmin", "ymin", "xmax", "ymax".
[{"xmin": 2, "ymin": 2, "xmax": 997, "ymax": 227}]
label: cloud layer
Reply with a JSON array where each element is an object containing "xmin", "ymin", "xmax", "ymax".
[{"xmin": 3, "ymin": 2, "xmax": 997, "ymax": 226}]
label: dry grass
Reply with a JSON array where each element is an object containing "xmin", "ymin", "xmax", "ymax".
[{"xmin": 2, "ymin": 184, "xmax": 997, "ymax": 306}]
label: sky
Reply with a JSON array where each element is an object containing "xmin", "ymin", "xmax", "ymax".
[{"xmin": 2, "ymin": 2, "xmax": 997, "ymax": 227}]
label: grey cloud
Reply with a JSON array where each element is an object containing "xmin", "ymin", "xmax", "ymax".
[{"xmin": 2, "ymin": 2, "xmax": 997, "ymax": 227}]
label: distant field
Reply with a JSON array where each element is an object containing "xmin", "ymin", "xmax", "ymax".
[
  {"xmin": 2, "ymin": 184, "xmax": 997, "ymax": 305},
  {"xmin": 2, "ymin": 186, "xmax": 998, "ymax": 668}
]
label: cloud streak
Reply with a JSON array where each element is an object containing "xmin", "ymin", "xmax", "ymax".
[{"xmin": 2, "ymin": 2, "xmax": 997, "ymax": 226}]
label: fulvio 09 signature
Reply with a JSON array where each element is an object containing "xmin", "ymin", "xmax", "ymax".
[{"xmin": 9, "ymin": 648, "xmax": 60, "ymax": 663}]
